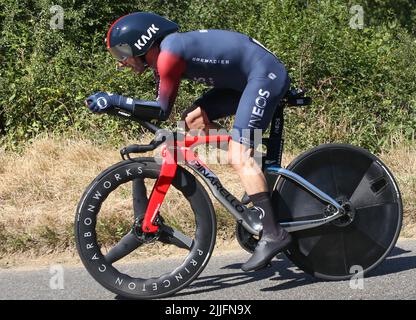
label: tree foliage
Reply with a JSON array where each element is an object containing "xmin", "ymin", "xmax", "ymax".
[{"xmin": 1, "ymin": 0, "xmax": 415, "ymax": 152}]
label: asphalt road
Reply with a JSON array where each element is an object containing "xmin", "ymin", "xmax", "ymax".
[{"xmin": 1, "ymin": 240, "xmax": 415, "ymax": 300}]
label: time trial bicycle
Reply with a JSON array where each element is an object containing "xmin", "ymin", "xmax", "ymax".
[{"xmin": 75, "ymin": 88, "xmax": 402, "ymax": 299}]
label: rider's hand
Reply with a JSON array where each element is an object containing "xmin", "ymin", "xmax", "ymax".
[{"xmin": 85, "ymin": 92, "xmax": 116, "ymax": 113}]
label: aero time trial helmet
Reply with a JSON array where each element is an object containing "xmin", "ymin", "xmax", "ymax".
[{"xmin": 106, "ymin": 12, "xmax": 179, "ymax": 61}]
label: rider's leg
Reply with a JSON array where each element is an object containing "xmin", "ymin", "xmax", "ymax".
[
  {"xmin": 227, "ymin": 141, "xmax": 267, "ymax": 193},
  {"xmin": 182, "ymin": 106, "xmax": 230, "ymax": 157},
  {"xmin": 183, "ymin": 102, "xmax": 292, "ymax": 272},
  {"xmin": 183, "ymin": 78, "xmax": 292, "ymax": 271},
  {"xmin": 181, "ymin": 106, "xmax": 222, "ymax": 133},
  {"xmin": 182, "ymin": 88, "xmax": 241, "ymax": 153},
  {"xmin": 231, "ymin": 58, "xmax": 291, "ymax": 271},
  {"xmin": 228, "ymin": 139, "xmax": 292, "ymax": 271},
  {"xmin": 182, "ymin": 88, "xmax": 241, "ymax": 133}
]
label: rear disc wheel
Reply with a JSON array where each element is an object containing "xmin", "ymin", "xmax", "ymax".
[{"xmin": 272, "ymin": 144, "xmax": 403, "ymax": 280}]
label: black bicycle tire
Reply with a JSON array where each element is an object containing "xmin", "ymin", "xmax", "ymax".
[
  {"xmin": 75, "ymin": 158, "xmax": 217, "ymax": 299},
  {"xmin": 273, "ymin": 143, "xmax": 403, "ymax": 280}
]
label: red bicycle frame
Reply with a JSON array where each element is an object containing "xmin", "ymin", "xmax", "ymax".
[{"xmin": 141, "ymin": 134, "xmax": 231, "ymax": 233}]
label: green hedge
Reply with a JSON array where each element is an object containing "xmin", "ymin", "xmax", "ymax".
[{"xmin": 1, "ymin": 0, "xmax": 415, "ymax": 152}]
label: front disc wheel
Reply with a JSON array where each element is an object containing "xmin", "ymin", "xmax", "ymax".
[{"xmin": 75, "ymin": 158, "xmax": 217, "ymax": 299}]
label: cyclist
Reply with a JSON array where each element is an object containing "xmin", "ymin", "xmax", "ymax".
[{"xmin": 85, "ymin": 12, "xmax": 292, "ymax": 272}]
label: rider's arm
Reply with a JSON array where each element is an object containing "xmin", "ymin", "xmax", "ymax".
[
  {"xmin": 100, "ymin": 94, "xmax": 166, "ymax": 120},
  {"xmin": 154, "ymin": 50, "xmax": 186, "ymax": 119},
  {"xmin": 111, "ymin": 51, "xmax": 185, "ymax": 121}
]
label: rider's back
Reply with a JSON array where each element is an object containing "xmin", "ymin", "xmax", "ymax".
[{"xmin": 160, "ymin": 30, "xmax": 274, "ymax": 90}]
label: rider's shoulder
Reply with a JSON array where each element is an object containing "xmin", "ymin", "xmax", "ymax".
[
  {"xmin": 160, "ymin": 32, "xmax": 184, "ymax": 53},
  {"xmin": 162, "ymin": 31, "xmax": 182, "ymax": 42}
]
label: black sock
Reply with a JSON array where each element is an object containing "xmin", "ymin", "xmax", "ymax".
[
  {"xmin": 249, "ymin": 192, "xmax": 271, "ymax": 206},
  {"xmin": 249, "ymin": 192, "xmax": 284, "ymax": 239}
]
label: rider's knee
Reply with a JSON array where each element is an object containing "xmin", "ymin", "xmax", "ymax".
[
  {"xmin": 182, "ymin": 106, "xmax": 210, "ymax": 130},
  {"xmin": 180, "ymin": 106, "xmax": 193, "ymax": 121}
]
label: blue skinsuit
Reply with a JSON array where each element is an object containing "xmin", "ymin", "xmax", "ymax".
[{"xmin": 158, "ymin": 29, "xmax": 291, "ymax": 147}]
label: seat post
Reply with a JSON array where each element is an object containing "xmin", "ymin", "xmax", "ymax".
[
  {"xmin": 265, "ymin": 101, "xmax": 285, "ymax": 168},
  {"xmin": 261, "ymin": 101, "xmax": 285, "ymax": 193}
]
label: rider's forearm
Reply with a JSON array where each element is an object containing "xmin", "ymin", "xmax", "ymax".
[
  {"xmin": 132, "ymin": 100, "xmax": 169, "ymax": 121},
  {"xmin": 111, "ymin": 94, "xmax": 169, "ymax": 121}
]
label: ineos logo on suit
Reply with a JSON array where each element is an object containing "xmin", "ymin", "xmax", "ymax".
[{"xmin": 248, "ymin": 89, "xmax": 271, "ymax": 129}]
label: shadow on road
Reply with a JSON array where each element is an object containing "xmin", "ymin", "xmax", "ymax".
[
  {"xmin": 173, "ymin": 254, "xmax": 316, "ymax": 298},
  {"xmin": 173, "ymin": 245, "xmax": 415, "ymax": 298},
  {"xmin": 366, "ymin": 246, "xmax": 416, "ymax": 278}
]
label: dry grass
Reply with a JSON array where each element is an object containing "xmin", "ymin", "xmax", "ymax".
[
  {"xmin": 0, "ymin": 135, "xmax": 242, "ymax": 265},
  {"xmin": 0, "ymin": 136, "xmax": 125, "ymax": 260},
  {"xmin": 0, "ymin": 136, "xmax": 415, "ymax": 267},
  {"xmin": 380, "ymin": 143, "xmax": 416, "ymax": 238}
]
